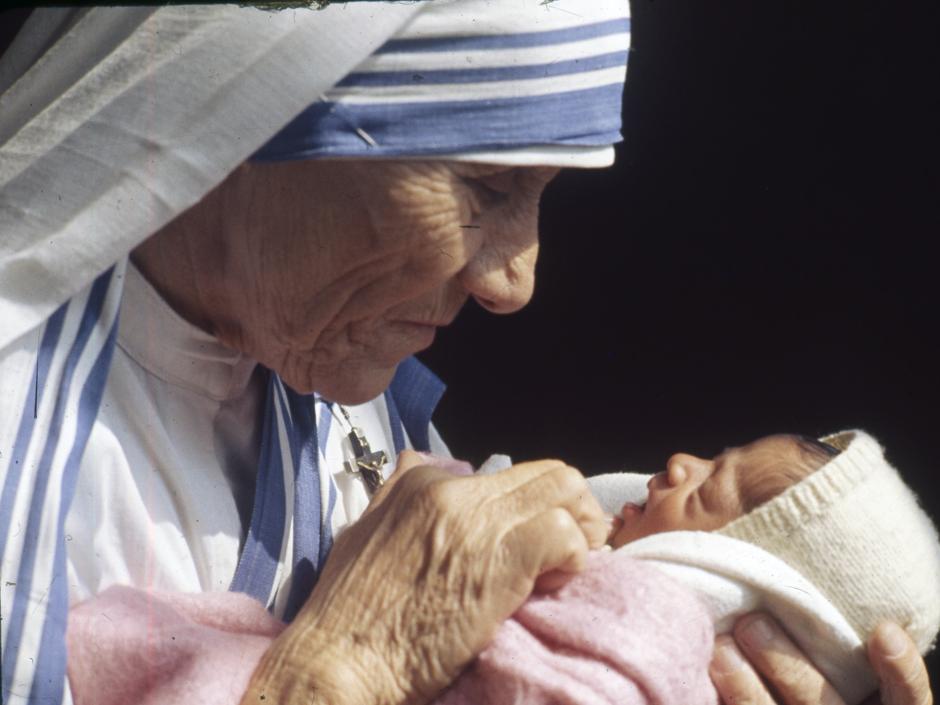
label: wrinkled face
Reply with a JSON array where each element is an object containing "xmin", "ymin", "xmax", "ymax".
[
  {"xmin": 609, "ymin": 434, "xmax": 817, "ymax": 547},
  {"xmin": 212, "ymin": 160, "xmax": 559, "ymax": 403}
]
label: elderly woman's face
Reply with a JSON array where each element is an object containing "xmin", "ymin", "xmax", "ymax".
[{"xmin": 213, "ymin": 160, "xmax": 559, "ymax": 403}]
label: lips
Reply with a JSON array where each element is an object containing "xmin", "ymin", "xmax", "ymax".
[
  {"xmin": 620, "ymin": 502, "xmax": 645, "ymax": 520},
  {"xmin": 398, "ymin": 316, "xmax": 455, "ymax": 328}
]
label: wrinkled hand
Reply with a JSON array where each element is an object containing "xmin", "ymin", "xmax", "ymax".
[
  {"xmin": 709, "ymin": 613, "xmax": 933, "ymax": 705},
  {"xmin": 241, "ymin": 451, "xmax": 607, "ymax": 705}
]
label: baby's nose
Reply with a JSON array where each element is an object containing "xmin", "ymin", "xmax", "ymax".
[
  {"xmin": 666, "ymin": 453, "xmax": 713, "ymax": 484},
  {"xmin": 646, "ymin": 471, "xmax": 672, "ymax": 491}
]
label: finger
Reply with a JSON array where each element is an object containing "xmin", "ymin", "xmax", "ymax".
[
  {"xmin": 489, "ymin": 462, "xmax": 608, "ymax": 549},
  {"xmin": 533, "ymin": 570, "xmax": 575, "ymax": 593},
  {"xmin": 479, "ymin": 458, "xmax": 574, "ymax": 496},
  {"xmin": 710, "ymin": 635, "xmax": 776, "ymax": 705},
  {"xmin": 733, "ymin": 613, "xmax": 846, "ymax": 705},
  {"xmin": 867, "ymin": 622, "xmax": 932, "ymax": 705},
  {"xmin": 504, "ymin": 508, "xmax": 590, "ymax": 594}
]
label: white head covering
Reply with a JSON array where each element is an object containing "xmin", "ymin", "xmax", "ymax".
[{"xmin": 0, "ymin": 5, "xmax": 421, "ymax": 352}]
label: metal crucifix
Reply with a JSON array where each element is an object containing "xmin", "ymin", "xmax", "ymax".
[{"xmin": 343, "ymin": 425, "xmax": 388, "ymax": 496}]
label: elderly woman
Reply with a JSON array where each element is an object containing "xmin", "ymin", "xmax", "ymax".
[{"xmin": 0, "ymin": 3, "xmax": 932, "ymax": 705}]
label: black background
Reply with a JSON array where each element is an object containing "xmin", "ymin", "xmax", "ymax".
[{"xmin": 3, "ymin": 0, "xmax": 939, "ymax": 691}]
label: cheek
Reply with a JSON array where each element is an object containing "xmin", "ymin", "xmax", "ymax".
[{"xmin": 645, "ymin": 495, "xmax": 687, "ymax": 532}]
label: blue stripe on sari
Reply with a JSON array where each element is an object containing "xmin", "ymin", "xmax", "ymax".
[
  {"xmin": 282, "ymin": 388, "xmax": 324, "ymax": 623},
  {"xmin": 253, "ymin": 82, "xmax": 624, "ymax": 162},
  {"xmin": 230, "ymin": 358, "xmax": 444, "ymax": 619},
  {"xmin": 337, "ymin": 50, "xmax": 629, "ymax": 87},
  {"xmin": 30, "ymin": 314, "xmax": 120, "ymax": 704},
  {"xmin": 229, "ymin": 373, "xmax": 288, "ymax": 603},
  {"xmin": 1, "ymin": 269, "xmax": 116, "ymax": 699},
  {"xmin": 0, "ymin": 307, "xmax": 65, "ymax": 566},
  {"xmin": 388, "ymin": 357, "xmax": 445, "ymax": 453},
  {"xmin": 315, "ymin": 403, "xmax": 336, "ymax": 572},
  {"xmin": 375, "ymin": 17, "xmax": 630, "ymax": 54}
]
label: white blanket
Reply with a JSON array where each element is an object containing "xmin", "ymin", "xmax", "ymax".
[{"xmin": 623, "ymin": 532, "xmax": 876, "ymax": 703}]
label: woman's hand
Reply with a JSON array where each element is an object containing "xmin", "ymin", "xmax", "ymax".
[
  {"xmin": 709, "ymin": 613, "xmax": 933, "ymax": 705},
  {"xmin": 241, "ymin": 450, "xmax": 608, "ymax": 705}
]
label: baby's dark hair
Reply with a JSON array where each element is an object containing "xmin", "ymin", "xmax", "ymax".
[{"xmin": 738, "ymin": 435, "xmax": 840, "ymax": 513}]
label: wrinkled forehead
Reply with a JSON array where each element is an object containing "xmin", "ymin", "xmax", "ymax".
[{"xmin": 252, "ymin": 0, "xmax": 631, "ymax": 168}]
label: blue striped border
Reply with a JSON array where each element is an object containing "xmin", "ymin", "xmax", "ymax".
[
  {"xmin": 1, "ymin": 270, "xmax": 113, "ymax": 696},
  {"xmin": 387, "ymin": 356, "xmax": 445, "ymax": 453},
  {"xmin": 315, "ymin": 404, "xmax": 336, "ymax": 572},
  {"xmin": 282, "ymin": 388, "xmax": 324, "ymax": 624},
  {"xmin": 337, "ymin": 50, "xmax": 629, "ymax": 87},
  {"xmin": 253, "ymin": 82, "xmax": 624, "ymax": 162},
  {"xmin": 229, "ymin": 373, "xmax": 288, "ymax": 604},
  {"xmin": 31, "ymin": 311, "xmax": 119, "ymax": 703},
  {"xmin": 0, "ymin": 307, "xmax": 65, "ymax": 566},
  {"xmin": 376, "ymin": 17, "xmax": 629, "ymax": 54}
]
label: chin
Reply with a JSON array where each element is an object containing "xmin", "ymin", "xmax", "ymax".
[{"xmin": 282, "ymin": 360, "xmax": 397, "ymax": 406}]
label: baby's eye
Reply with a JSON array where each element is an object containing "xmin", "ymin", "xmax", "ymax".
[{"xmin": 697, "ymin": 478, "xmax": 720, "ymax": 507}]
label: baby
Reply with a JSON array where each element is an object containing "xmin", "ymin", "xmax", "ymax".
[
  {"xmin": 608, "ymin": 432, "xmax": 839, "ymax": 547},
  {"xmin": 438, "ymin": 430, "xmax": 940, "ymax": 705}
]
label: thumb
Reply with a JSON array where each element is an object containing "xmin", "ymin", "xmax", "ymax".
[{"xmin": 867, "ymin": 622, "xmax": 932, "ymax": 705}]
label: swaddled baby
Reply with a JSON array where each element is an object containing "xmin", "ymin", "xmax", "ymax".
[
  {"xmin": 66, "ymin": 431, "xmax": 940, "ymax": 705},
  {"xmin": 438, "ymin": 430, "xmax": 940, "ymax": 705}
]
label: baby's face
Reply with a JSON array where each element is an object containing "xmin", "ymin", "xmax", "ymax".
[{"xmin": 609, "ymin": 434, "xmax": 815, "ymax": 548}]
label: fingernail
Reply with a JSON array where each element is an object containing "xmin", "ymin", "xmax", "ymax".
[
  {"xmin": 712, "ymin": 639, "xmax": 746, "ymax": 675},
  {"xmin": 877, "ymin": 622, "xmax": 908, "ymax": 659},
  {"xmin": 741, "ymin": 616, "xmax": 776, "ymax": 648}
]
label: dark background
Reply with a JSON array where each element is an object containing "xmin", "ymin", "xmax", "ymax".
[
  {"xmin": 418, "ymin": 0, "xmax": 940, "ymax": 686},
  {"xmin": 3, "ymin": 0, "xmax": 939, "ymax": 691}
]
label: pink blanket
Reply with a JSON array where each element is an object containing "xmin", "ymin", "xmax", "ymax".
[{"xmin": 68, "ymin": 551, "xmax": 715, "ymax": 705}]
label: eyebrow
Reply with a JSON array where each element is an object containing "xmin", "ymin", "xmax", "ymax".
[{"xmin": 701, "ymin": 462, "xmax": 744, "ymax": 513}]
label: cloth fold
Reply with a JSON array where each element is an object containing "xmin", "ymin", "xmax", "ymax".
[
  {"xmin": 67, "ymin": 586, "xmax": 285, "ymax": 705},
  {"xmin": 0, "ymin": 4, "xmax": 422, "ymax": 351},
  {"xmin": 620, "ymin": 531, "xmax": 877, "ymax": 705}
]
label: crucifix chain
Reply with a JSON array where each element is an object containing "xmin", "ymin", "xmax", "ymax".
[{"xmin": 327, "ymin": 402, "xmax": 389, "ymax": 496}]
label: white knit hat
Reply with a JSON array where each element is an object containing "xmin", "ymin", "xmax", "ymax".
[{"xmin": 718, "ymin": 430, "xmax": 940, "ymax": 654}]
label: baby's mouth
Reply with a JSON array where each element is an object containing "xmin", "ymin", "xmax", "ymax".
[{"xmin": 621, "ymin": 502, "xmax": 646, "ymax": 520}]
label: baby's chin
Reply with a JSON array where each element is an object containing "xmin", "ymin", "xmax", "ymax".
[
  {"xmin": 608, "ymin": 518, "xmax": 635, "ymax": 549},
  {"xmin": 608, "ymin": 528, "xmax": 632, "ymax": 549}
]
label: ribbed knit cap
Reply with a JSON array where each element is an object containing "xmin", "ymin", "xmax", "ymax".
[{"xmin": 718, "ymin": 430, "xmax": 940, "ymax": 654}]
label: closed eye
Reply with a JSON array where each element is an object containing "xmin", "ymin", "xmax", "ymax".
[{"xmin": 464, "ymin": 176, "xmax": 510, "ymax": 208}]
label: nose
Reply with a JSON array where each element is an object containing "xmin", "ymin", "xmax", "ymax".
[
  {"xmin": 646, "ymin": 472, "xmax": 667, "ymax": 491},
  {"xmin": 458, "ymin": 240, "xmax": 538, "ymax": 314},
  {"xmin": 665, "ymin": 453, "xmax": 713, "ymax": 486}
]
